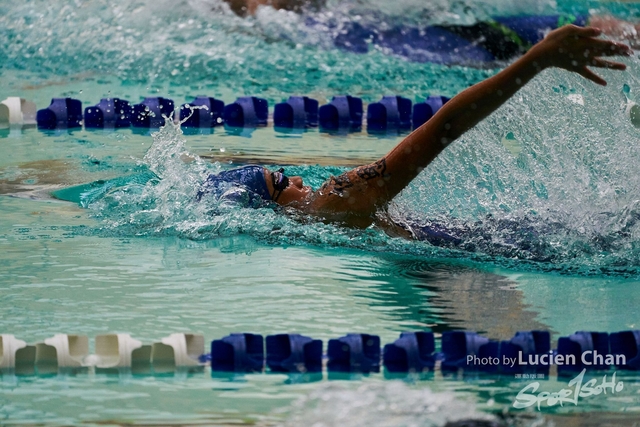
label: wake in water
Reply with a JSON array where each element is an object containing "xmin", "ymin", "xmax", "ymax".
[{"xmin": 85, "ymin": 118, "xmax": 394, "ymax": 251}]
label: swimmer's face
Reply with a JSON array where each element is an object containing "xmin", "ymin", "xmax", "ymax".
[{"xmin": 264, "ymin": 168, "xmax": 312, "ymax": 206}]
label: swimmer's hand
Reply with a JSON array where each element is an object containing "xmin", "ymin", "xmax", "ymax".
[{"xmin": 531, "ymin": 25, "xmax": 632, "ymax": 86}]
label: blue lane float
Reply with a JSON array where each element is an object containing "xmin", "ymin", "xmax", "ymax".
[
  {"xmin": 84, "ymin": 98, "xmax": 133, "ymax": 129},
  {"xmin": 132, "ymin": 97, "xmax": 175, "ymax": 128},
  {"xmin": 366, "ymin": 95, "xmax": 413, "ymax": 131},
  {"xmin": 440, "ymin": 331, "xmax": 549, "ymax": 374},
  {"xmin": 266, "ymin": 334, "xmax": 323, "ymax": 373},
  {"xmin": 210, "ymin": 333, "xmax": 264, "ymax": 372},
  {"xmin": 383, "ymin": 332, "xmax": 436, "ymax": 373},
  {"xmin": 327, "ymin": 333, "xmax": 380, "ymax": 373},
  {"xmin": 273, "ymin": 96, "xmax": 319, "ymax": 128},
  {"xmin": 475, "ymin": 338, "xmax": 501, "ymax": 373},
  {"xmin": 179, "ymin": 96, "xmax": 224, "ymax": 128},
  {"xmin": 472, "ymin": 330, "xmax": 550, "ymax": 374},
  {"xmin": 318, "ymin": 95, "xmax": 363, "ymax": 130},
  {"xmin": 36, "ymin": 98, "xmax": 83, "ymax": 129},
  {"xmin": 223, "ymin": 96, "xmax": 268, "ymax": 128},
  {"xmin": 557, "ymin": 331, "xmax": 611, "ymax": 374},
  {"xmin": 608, "ymin": 331, "xmax": 640, "ymax": 370},
  {"xmin": 497, "ymin": 330, "xmax": 550, "ymax": 374},
  {"xmin": 30, "ymin": 92, "xmax": 457, "ymax": 133},
  {"xmin": 440, "ymin": 331, "xmax": 490, "ymax": 371},
  {"xmin": 412, "ymin": 95, "xmax": 450, "ymax": 129}
]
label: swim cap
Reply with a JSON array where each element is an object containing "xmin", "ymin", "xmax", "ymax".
[{"xmin": 197, "ymin": 165, "xmax": 271, "ymax": 203}]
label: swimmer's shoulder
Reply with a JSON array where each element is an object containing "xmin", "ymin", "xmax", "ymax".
[{"xmin": 302, "ymin": 168, "xmax": 392, "ymax": 227}]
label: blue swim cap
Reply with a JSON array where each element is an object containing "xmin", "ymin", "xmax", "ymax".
[{"xmin": 197, "ymin": 165, "xmax": 271, "ymax": 203}]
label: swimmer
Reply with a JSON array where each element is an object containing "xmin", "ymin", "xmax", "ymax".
[
  {"xmin": 202, "ymin": 26, "xmax": 630, "ymax": 226},
  {"xmin": 199, "ymin": 25, "xmax": 632, "ymax": 230},
  {"xmin": 222, "ymin": 0, "xmax": 640, "ymax": 59}
]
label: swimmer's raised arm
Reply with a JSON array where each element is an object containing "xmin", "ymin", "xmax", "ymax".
[
  {"xmin": 382, "ymin": 26, "xmax": 631, "ymax": 196},
  {"xmin": 303, "ymin": 25, "xmax": 631, "ymax": 226}
]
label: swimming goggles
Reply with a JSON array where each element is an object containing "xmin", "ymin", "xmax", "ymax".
[{"xmin": 270, "ymin": 168, "xmax": 289, "ymax": 202}]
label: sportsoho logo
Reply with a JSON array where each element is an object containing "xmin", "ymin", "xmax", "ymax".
[
  {"xmin": 513, "ymin": 369, "xmax": 624, "ymax": 410},
  {"xmin": 511, "ymin": 350, "xmax": 626, "ymax": 411}
]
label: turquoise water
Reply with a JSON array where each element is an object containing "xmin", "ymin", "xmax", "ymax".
[{"xmin": 3, "ymin": 0, "xmax": 640, "ymax": 425}]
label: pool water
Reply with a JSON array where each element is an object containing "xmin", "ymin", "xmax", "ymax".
[{"xmin": 2, "ymin": 0, "xmax": 640, "ymax": 425}]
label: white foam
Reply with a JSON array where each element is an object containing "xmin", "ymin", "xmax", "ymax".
[{"xmin": 279, "ymin": 381, "xmax": 497, "ymax": 427}]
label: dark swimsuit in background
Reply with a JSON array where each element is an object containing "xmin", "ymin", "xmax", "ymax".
[{"xmin": 313, "ymin": 14, "xmax": 587, "ymax": 64}]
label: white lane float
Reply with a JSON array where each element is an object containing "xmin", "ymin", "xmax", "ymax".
[{"xmin": 0, "ymin": 97, "xmax": 37, "ymax": 128}]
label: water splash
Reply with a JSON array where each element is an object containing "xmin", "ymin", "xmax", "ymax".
[
  {"xmin": 78, "ymin": 58, "xmax": 640, "ymax": 278},
  {"xmin": 85, "ymin": 118, "xmax": 399, "ymax": 254},
  {"xmin": 82, "ymin": 82, "xmax": 640, "ymax": 278},
  {"xmin": 0, "ymin": 0, "xmax": 533, "ymax": 99},
  {"xmin": 390, "ymin": 61, "xmax": 640, "ymax": 275},
  {"xmin": 1, "ymin": 0, "xmax": 636, "ymax": 99},
  {"xmin": 103, "ymin": 68, "xmax": 640, "ymax": 278}
]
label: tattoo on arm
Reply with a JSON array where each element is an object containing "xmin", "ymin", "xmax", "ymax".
[
  {"xmin": 356, "ymin": 158, "xmax": 387, "ymax": 180},
  {"xmin": 327, "ymin": 174, "xmax": 354, "ymax": 195},
  {"xmin": 321, "ymin": 158, "xmax": 388, "ymax": 196}
]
